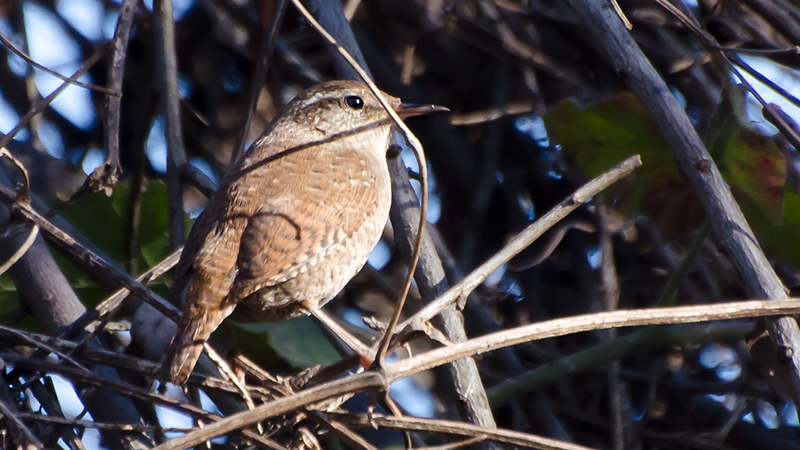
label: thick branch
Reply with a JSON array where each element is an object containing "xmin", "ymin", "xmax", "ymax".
[{"xmin": 565, "ymin": 0, "xmax": 800, "ymax": 406}]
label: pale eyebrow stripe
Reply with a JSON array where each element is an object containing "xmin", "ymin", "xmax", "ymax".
[{"xmin": 295, "ymin": 90, "xmax": 356, "ymax": 109}]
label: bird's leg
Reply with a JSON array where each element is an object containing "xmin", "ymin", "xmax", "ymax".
[{"xmin": 306, "ymin": 306, "xmax": 374, "ymax": 366}]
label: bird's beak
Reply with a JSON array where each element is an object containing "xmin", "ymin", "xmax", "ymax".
[{"xmin": 396, "ymin": 103, "xmax": 449, "ymax": 118}]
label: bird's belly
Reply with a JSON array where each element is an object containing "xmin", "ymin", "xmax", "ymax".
[{"xmin": 230, "ymin": 198, "xmax": 389, "ymax": 323}]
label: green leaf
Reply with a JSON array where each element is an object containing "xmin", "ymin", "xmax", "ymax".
[
  {"xmin": 785, "ymin": 190, "xmax": 800, "ymax": 225},
  {"xmin": 544, "ymin": 94, "xmax": 676, "ymax": 180},
  {"xmin": 0, "ymin": 274, "xmax": 19, "ymax": 325},
  {"xmin": 720, "ymin": 131, "xmax": 785, "ymax": 223},
  {"xmin": 708, "ymin": 85, "xmax": 786, "ymax": 224},
  {"xmin": 543, "ymin": 94, "xmax": 679, "ymax": 217},
  {"xmin": 230, "ymin": 316, "xmax": 342, "ymax": 369},
  {"xmin": 51, "ymin": 179, "xmax": 174, "ymax": 308},
  {"xmin": 546, "ymin": 93, "xmax": 788, "ymax": 235},
  {"xmin": 735, "ymin": 190, "xmax": 800, "ymax": 267},
  {"xmin": 62, "ymin": 179, "xmax": 172, "ymax": 267}
]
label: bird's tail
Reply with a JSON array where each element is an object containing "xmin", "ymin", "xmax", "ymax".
[{"xmin": 160, "ymin": 308, "xmax": 230, "ymax": 385}]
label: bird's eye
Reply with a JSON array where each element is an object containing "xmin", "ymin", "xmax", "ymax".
[{"xmin": 345, "ymin": 95, "xmax": 364, "ymax": 110}]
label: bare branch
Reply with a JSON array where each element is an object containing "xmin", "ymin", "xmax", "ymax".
[
  {"xmin": 0, "ymin": 33, "xmax": 116, "ymax": 95},
  {"xmin": 331, "ymin": 413, "xmax": 593, "ymax": 450},
  {"xmin": 567, "ymin": 0, "xmax": 800, "ymax": 406},
  {"xmin": 400, "ymin": 155, "xmax": 641, "ymax": 332},
  {"xmin": 153, "ymin": 295, "xmax": 800, "ymax": 449},
  {"xmin": 88, "ymin": 0, "xmax": 138, "ymax": 195},
  {"xmin": 154, "ymin": 0, "xmax": 187, "ymax": 249},
  {"xmin": 230, "ymin": 0, "xmax": 289, "ymax": 165},
  {"xmin": 0, "ymin": 397, "xmax": 46, "ymax": 450},
  {"xmin": 0, "ymin": 182, "xmax": 182, "ymax": 323},
  {"xmin": 0, "ymin": 42, "xmax": 110, "ymax": 152}
]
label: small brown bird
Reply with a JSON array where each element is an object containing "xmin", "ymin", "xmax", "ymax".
[{"xmin": 161, "ymin": 80, "xmax": 444, "ymax": 384}]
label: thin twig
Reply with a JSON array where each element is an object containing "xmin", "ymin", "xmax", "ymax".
[
  {"xmin": 0, "ymin": 224, "xmax": 37, "ymax": 277},
  {"xmin": 459, "ymin": 62, "xmax": 509, "ymax": 267},
  {"xmin": 400, "ymin": 44, "xmax": 415, "ymax": 85},
  {"xmin": 333, "ymin": 413, "xmax": 592, "ymax": 450},
  {"xmin": 654, "ymin": 222, "xmax": 710, "ymax": 307},
  {"xmin": 730, "ymin": 54, "xmax": 800, "ymax": 110},
  {"xmin": 0, "ymin": 147, "xmax": 31, "ymax": 199},
  {"xmin": 4, "ymin": 353, "xmax": 288, "ymax": 450},
  {"xmin": 387, "ymin": 299, "xmax": 800, "ymax": 380},
  {"xmin": 0, "ymin": 171, "xmax": 152, "ymax": 447},
  {"xmin": 724, "ymin": 57, "xmax": 800, "ymax": 150},
  {"xmin": 486, "ymin": 321, "xmax": 750, "ymax": 408},
  {"xmin": 0, "ymin": 397, "xmax": 45, "ymax": 450},
  {"xmin": 0, "ymin": 33, "xmax": 117, "ymax": 95},
  {"xmin": 1, "ymin": 325, "xmax": 90, "ymax": 373},
  {"xmin": 151, "ymin": 372, "xmax": 388, "ymax": 450},
  {"xmin": 386, "ymin": 154, "xmax": 500, "ymax": 435},
  {"xmin": 449, "ymin": 102, "xmax": 537, "ymax": 126},
  {"xmin": 26, "ymin": 378, "xmax": 87, "ymax": 450},
  {"xmin": 0, "ymin": 42, "xmax": 110, "ymax": 152},
  {"xmin": 706, "ymin": 44, "xmax": 800, "ymax": 56},
  {"xmin": 203, "ymin": 343, "xmax": 257, "ymax": 412},
  {"xmin": 400, "ymin": 155, "xmax": 641, "ymax": 334},
  {"xmin": 230, "ymin": 0, "xmax": 289, "ymax": 165},
  {"xmin": 152, "ymin": 293, "xmax": 800, "ymax": 449},
  {"xmin": 0, "ymin": 183, "xmax": 182, "ymax": 323},
  {"xmin": 609, "ymin": 0, "xmax": 632, "ymax": 30},
  {"xmin": 598, "ymin": 204, "xmax": 624, "ymax": 450},
  {"xmin": 4, "ymin": 354, "xmax": 207, "ymax": 418},
  {"xmin": 651, "ymin": 0, "xmax": 800, "ymax": 149},
  {"xmin": 62, "ymin": 246, "xmax": 182, "ymax": 340},
  {"xmin": 0, "ymin": 324, "xmax": 159, "ymax": 376},
  {"xmin": 307, "ymin": 412, "xmax": 381, "ymax": 450},
  {"xmin": 505, "ymin": 220, "xmax": 595, "ymax": 271},
  {"xmin": 16, "ymin": 412, "xmax": 191, "ymax": 433}
]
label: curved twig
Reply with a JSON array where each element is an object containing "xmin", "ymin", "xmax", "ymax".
[
  {"xmin": 0, "ymin": 147, "xmax": 31, "ymax": 199},
  {"xmin": 0, "ymin": 223, "xmax": 38, "ymax": 277},
  {"xmin": 289, "ymin": 0, "xmax": 428, "ymax": 367}
]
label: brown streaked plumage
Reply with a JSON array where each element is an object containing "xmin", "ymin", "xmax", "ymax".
[{"xmin": 160, "ymin": 80, "xmax": 444, "ymax": 385}]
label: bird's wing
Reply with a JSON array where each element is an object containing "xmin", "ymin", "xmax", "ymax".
[{"xmin": 226, "ymin": 149, "xmax": 380, "ymax": 303}]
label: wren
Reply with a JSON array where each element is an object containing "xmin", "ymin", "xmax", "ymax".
[{"xmin": 160, "ymin": 80, "xmax": 444, "ymax": 384}]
